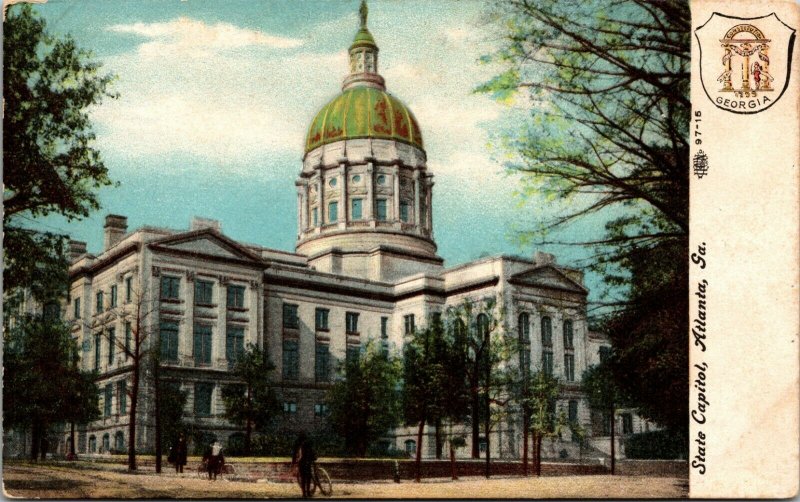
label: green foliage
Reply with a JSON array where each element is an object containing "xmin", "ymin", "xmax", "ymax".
[
  {"xmin": 3, "ymin": 314, "xmax": 99, "ymax": 456},
  {"xmin": 522, "ymin": 371, "xmax": 563, "ymax": 437},
  {"xmin": 326, "ymin": 340, "xmax": 402, "ymax": 457},
  {"xmin": 158, "ymin": 382, "xmax": 188, "ymax": 449},
  {"xmin": 480, "ymin": 0, "xmax": 690, "ymax": 436},
  {"xmin": 624, "ymin": 430, "xmax": 688, "ymax": 459},
  {"xmin": 221, "ymin": 344, "xmax": 280, "ymax": 454},
  {"xmin": 3, "ymin": 3, "xmax": 116, "ymax": 302}
]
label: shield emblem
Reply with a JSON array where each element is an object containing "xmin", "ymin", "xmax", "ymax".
[{"xmin": 695, "ymin": 13, "xmax": 796, "ymax": 114}]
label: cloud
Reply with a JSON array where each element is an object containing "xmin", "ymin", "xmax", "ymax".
[{"xmin": 107, "ymin": 17, "xmax": 303, "ymax": 58}]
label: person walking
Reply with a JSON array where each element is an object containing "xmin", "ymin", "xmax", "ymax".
[
  {"xmin": 174, "ymin": 434, "xmax": 187, "ymax": 474},
  {"xmin": 292, "ymin": 432, "xmax": 317, "ymax": 498},
  {"xmin": 208, "ymin": 440, "xmax": 223, "ymax": 481}
]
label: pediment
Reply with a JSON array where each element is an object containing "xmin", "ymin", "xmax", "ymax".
[
  {"xmin": 510, "ymin": 265, "xmax": 587, "ymax": 295},
  {"xmin": 151, "ymin": 229, "xmax": 262, "ymax": 263}
]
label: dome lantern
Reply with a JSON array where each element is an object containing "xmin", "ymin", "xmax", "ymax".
[{"xmin": 343, "ymin": 0, "xmax": 385, "ymax": 91}]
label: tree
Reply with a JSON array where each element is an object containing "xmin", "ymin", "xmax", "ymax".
[
  {"xmin": 327, "ymin": 341, "xmax": 402, "ymax": 457},
  {"xmin": 582, "ymin": 360, "xmax": 629, "ymax": 475},
  {"xmin": 3, "ymin": 313, "xmax": 99, "ymax": 460},
  {"xmin": 158, "ymin": 381, "xmax": 188, "ymax": 455},
  {"xmin": 402, "ymin": 316, "xmax": 466, "ymax": 482},
  {"xmin": 3, "ymin": 3, "xmax": 117, "ymax": 302},
  {"xmin": 446, "ymin": 298, "xmax": 514, "ymax": 477},
  {"xmin": 479, "ymin": 0, "xmax": 689, "ymax": 436},
  {"xmin": 520, "ymin": 370, "xmax": 563, "ymax": 476},
  {"xmin": 221, "ymin": 344, "xmax": 280, "ymax": 456}
]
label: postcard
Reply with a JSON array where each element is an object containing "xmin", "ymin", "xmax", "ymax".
[{"xmin": 2, "ymin": 0, "xmax": 798, "ymax": 499}]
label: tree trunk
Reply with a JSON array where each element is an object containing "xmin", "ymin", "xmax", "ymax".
[
  {"xmin": 470, "ymin": 386, "xmax": 480, "ymax": 459},
  {"xmin": 154, "ymin": 359, "xmax": 162, "ymax": 474},
  {"xmin": 434, "ymin": 419, "xmax": 442, "ymax": 460},
  {"xmin": 522, "ymin": 419, "xmax": 529, "ymax": 476},
  {"xmin": 245, "ymin": 384, "xmax": 253, "ymax": 456},
  {"xmin": 450, "ymin": 444, "xmax": 458, "ymax": 480},
  {"xmin": 534, "ymin": 432, "xmax": 543, "ymax": 477},
  {"xmin": 484, "ymin": 352, "xmax": 491, "ymax": 479},
  {"xmin": 70, "ymin": 422, "xmax": 76, "ymax": 457},
  {"xmin": 610, "ymin": 406, "xmax": 616, "ymax": 475},
  {"xmin": 128, "ymin": 361, "xmax": 139, "ymax": 471},
  {"xmin": 31, "ymin": 423, "xmax": 40, "ymax": 461},
  {"xmin": 415, "ymin": 419, "xmax": 425, "ymax": 483}
]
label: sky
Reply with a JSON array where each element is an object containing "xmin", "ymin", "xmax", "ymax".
[{"xmin": 25, "ymin": 0, "xmax": 611, "ymax": 301}]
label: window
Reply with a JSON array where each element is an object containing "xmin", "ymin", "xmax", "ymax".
[
  {"xmin": 107, "ymin": 328, "xmax": 115, "ymax": 364},
  {"xmin": 541, "ymin": 316, "xmax": 553, "ymax": 347},
  {"xmin": 622, "ymin": 413, "xmax": 633, "ymax": 434},
  {"xmin": 315, "ymin": 343, "xmax": 330, "ymax": 382},
  {"xmin": 74, "ymin": 298, "xmax": 81, "ymax": 319},
  {"xmin": 110, "ymin": 285, "xmax": 118, "ymax": 308},
  {"xmin": 563, "ymin": 320, "xmax": 574, "ymax": 349},
  {"xmin": 351, "ymin": 198, "xmax": 363, "ymax": 220},
  {"xmin": 96, "ymin": 291, "xmax": 104, "ymax": 313},
  {"xmin": 226, "ymin": 325, "xmax": 245, "ymax": 368},
  {"xmin": 125, "ymin": 277, "xmax": 132, "ymax": 303},
  {"xmin": 194, "ymin": 382, "xmax": 213, "ymax": 416},
  {"xmin": 602, "ymin": 411, "xmax": 612, "ymax": 435},
  {"xmin": 568, "ymin": 400, "xmax": 578, "ymax": 424},
  {"xmin": 283, "ymin": 401, "xmax": 297, "ymax": 415},
  {"xmin": 314, "ymin": 403, "xmax": 329, "ymax": 417},
  {"xmin": 403, "ymin": 314, "xmax": 415, "ymax": 335},
  {"xmin": 564, "ymin": 354, "xmax": 575, "ymax": 381},
  {"xmin": 114, "ymin": 431, "xmax": 125, "ymax": 452},
  {"xmin": 346, "ymin": 345, "xmax": 360, "ymax": 367},
  {"xmin": 118, "ymin": 381, "xmax": 127, "ymax": 415},
  {"xmin": 94, "ymin": 333, "xmax": 101, "ymax": 371},
  {"xmin": 102, "ymin": 433, "xmax": 110, "ymax": 453},
  {"xmin": 599, "ymin": 346, "xmax": 611, "ymax": 363},
  {"xmin": 315, "ymin": 308, "xmax": 329, "ymax": 331},
  {"xmin": 405, "ymin": 439, "xmax": 416, "ymax": 455},
  {"xmin": 195, "ymin": 280, "xmax": 214, "ymax": 305},
  {"xmin": 518, "ymin": 313, "xmax": 530, "ymax": 344},
  {"xmin": 328, "ymin": 201, "xmax": 338, "ymax": 223},
  {"xmin": 380, "ymin": 317, "xmax": 389, "ymax": 339},
  {"xmin": 376, "ymin": 199, "xmax": 388, "ymax": 221},
  {"xmin": 43, "ymin": 302, "xmax": 60, "ymax": 321},
  {"xmin": 104, "ymin": 384, "xmax": 113, "ymax": 417},
  {"xmin": 161, "ymin": 276, "xmax": 180, "ymax": 300},
  {"xmin": 431, "ymin": 312, "xmax": 442, "ymax": 326},
  {"xmin": 312, "ymin": 207, "xmax": 318, "ymax": 226},
  {"xmin": 399, "ymin": 201, "xmax": 410, "ymax": 222},
  {"xmin": 160, "ymin": 322, "xmax": 179, "ymax": 362},
  {"xmin": 477, "ymin": 313, "xmax": 490, "ymax": 337},
  {"xmin": 193, "ymin": 324, "xmax": 213, "ymax": 365},
  {"xmin": 282, "ymin": 340, "xmax": 299, "ymax": 380},
  {"xmin": 124, "ymin": 322, "xmax": 132, "ymax": 360},
  {"xmin": 478, "ymin": 438, "xmax": 487, "ymax": 453},
  {"xmin": 227, "ymin": 285, "xmax": 245, "ymax": 309},
  {"xmin": 283, "ymin": 304, "xmax": 299, "ymax": 329},
  {"xmin": 345, "ymin": 312, "xmax": 359, "ymax": 334},
  {"xmin": 88, "ymin": 435, "xmax": 97, "ymax": 453},
  {"xmin": 542, "ymin": 350, "xmax": 554, "ymax": 376}
]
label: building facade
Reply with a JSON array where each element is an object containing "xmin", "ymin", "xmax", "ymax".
[{"xmin": 58, "ymin": 8, "xmax": 597, "ymax": 460}]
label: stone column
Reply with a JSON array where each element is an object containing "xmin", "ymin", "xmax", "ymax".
[
  {"xmin": 339, "ymin": 163, "xmax": 347, "ymax": 229},
  {"xmin": 182, "ymin": 272, "xmax": 195, "ymax": 367},
  {"xmin": 249, "ymin": 280, "xmax": 260, "ymax": 347},
  {"xmin": 215, "ymin": 277, "xmax": 227, "ymax": 369},
  {"xmin": 413, "ymin": 169, "xmax": 421, "ymax": 229},
  {"xmin": 426, "ymin": 176, "xmax": 434, "ymax": 234},
  {"xmin": 318, "ymin": 166, "xmax": 325, "ymax": 226},
  {"xmin": 393, "ymin": 166, "xmax": 401, "ymax": 223},
  {"xmin": 365, "ymin": 162, "xmax": 374, "ymax": 221}
]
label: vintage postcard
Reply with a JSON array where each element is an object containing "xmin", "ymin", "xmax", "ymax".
[{"xmin": 2, "ymin": 0, "xmax": 797, "ymax": 499}]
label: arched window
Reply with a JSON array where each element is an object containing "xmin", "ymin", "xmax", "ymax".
[
  {"xmin": 476, "ymin": 314, "xmax": 490, "ymax": 338},
  {"xmin": 88, "ymin": 435, "xmax": 96, "ymax": 453},
  {"xmin": 102, "ymin": 433, "xmax": 110, "ymax": 453},
  {"xmin": 563, "ymin": 320, "xmax": 574, "ymax": 349},
  {"xmin": 114, "ymin": 431, "xmax": 125, "ymax": 452},
  {"xmin": 518, "ymin": 313, "xmax": 530, "ymax": 344},
  {"xmin": 518, "ymin": 313, "xmax": 531, "ymax": 377},
  {"xmin": 404, "ymin": 439, "xmax": 416, "ymax": 455},
  {"xmin": 541, "ymin": 316, "xmax": 552, "ymax": 347}
]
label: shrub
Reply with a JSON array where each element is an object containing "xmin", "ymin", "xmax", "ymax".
[{"xmin": 624, "ymin": 430, "xmax": 687, "ymax": 459}]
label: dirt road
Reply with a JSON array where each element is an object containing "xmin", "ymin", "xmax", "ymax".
[{"xmin": 3, "ymin": 462, "xmax": 688, "ymax": 499}]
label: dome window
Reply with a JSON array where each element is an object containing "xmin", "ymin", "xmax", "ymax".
[
  {"xmin": 377, "ymin": 174, "xmax": 386, "ymax": 185},
  {"xmin": 352, "ymin": 175, "xmax": 361, "ymax": 183},
  {"xmin": 329, "ymin": 177, "xmax": 337, "ymax": 188}
]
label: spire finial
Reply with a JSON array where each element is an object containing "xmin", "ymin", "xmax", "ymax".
[{"xmin": 359, "ymin": 0, "xmax": 368, "ymax": 29}]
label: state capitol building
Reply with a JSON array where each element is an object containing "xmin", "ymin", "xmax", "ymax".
[{"xmin": 45, "ymin": 6, "xmax": 629, "ymax": 461}]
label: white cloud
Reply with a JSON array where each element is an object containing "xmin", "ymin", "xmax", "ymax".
[{"xmin": 107, "ymin": 17, "xmax": 303, "ymax": 59}]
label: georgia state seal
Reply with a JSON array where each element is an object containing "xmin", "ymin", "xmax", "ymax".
[{"xmin": 695, "ymin": 13, "xmax": 795, "ymax": 114}]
